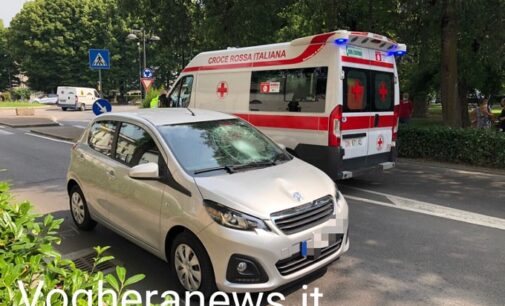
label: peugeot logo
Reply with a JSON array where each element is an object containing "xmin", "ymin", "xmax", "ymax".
[{"xmin": 292, "ymin": 192, "xmax": 303, "ymax": 202}]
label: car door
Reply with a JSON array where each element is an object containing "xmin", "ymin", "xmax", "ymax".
[
  {"xmin": 106, "ymin": 121, "xmax": 165, "ymax": 250},
  {"xmin": 77, "ymin": 120, "xmax": 119, "ymax": 219}
]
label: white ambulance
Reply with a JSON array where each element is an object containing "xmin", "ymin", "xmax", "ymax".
[
  {"xmin": 57, "ymin": 86, "xmax": 100, "ymax": 111},
  {"xmin": 168, "ymin": 30, "xmax": 407, "ymax": 179}
]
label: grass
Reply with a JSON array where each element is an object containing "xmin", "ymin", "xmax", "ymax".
[
  {"xmin": 0, "ymin": 101, "xmax": 44, "ymax": 108},
  {"xmin": 410, "ymin": 104, "xmax": 503, "ymax": 128}
]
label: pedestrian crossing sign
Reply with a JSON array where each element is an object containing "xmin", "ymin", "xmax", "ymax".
[{"xmin": 89, "ymin": 49, "xmax": 110, "ymax": 70}]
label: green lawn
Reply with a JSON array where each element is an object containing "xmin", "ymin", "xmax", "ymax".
[{"xmin": 0, "ymin": 101, "xmax": 44, "ymax": 108}]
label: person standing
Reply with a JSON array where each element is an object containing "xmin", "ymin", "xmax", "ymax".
[
  {"xmin": 158, "ymin": 90, "xmax": 170, "ymax": 108},
  {"xmin": 399, "ymin": 93, "xmax": 413, "ymax": 124},
  {"xmin": 475, "ymin": 98, "xmax": 493, "ymax": 129}
]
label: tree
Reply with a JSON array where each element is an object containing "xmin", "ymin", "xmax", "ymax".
[
  {"xmin": 0, "ymin": 20, "xmax": 19, "ymax": 91},
  {"xmin": 8, "ymin": 0, "xmax": 138, "ymax": 94}
]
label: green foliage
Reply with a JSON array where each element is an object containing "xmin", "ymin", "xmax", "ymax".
[
  {"xmin": 398, "ymin": 126, "xmax": 505, "ymax": 168},
  {"xmin": 142, "ymin": 88, "xmax": 161, "ymax": 108},
  {"xmin": 0, "ymin": 23, "xmax": 19, "ymax": 91},
  {"xmin": 10, "ymin": 87, "xmax": 31, "ymax": 101},
  {"xmin": 1, "ymin": 91, "xmax": 12, "ymax": 101},
  {"xmin": 0, "ymin": 184, "xmax": 146, "ymax": 305},
  {"xmin": 7, "ymin": 0, "xmax": 140, "ymax": 94}
]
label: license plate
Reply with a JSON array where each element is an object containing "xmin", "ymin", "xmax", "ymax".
[{"xmin": 344, "ymin": 138, "xmax": 363, "ymax": 148}]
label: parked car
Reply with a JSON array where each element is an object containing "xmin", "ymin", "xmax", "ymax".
[
  {"xmin": 34, "ymin": 94, "xmax": 58, "ymax": 104},
  {"xmin": 57, "ymin": 86, "xmax": 99, "ymax": 111},
  {"xmin": 66, "ymin": 108, "xmax": 349, "ymax": 295}
]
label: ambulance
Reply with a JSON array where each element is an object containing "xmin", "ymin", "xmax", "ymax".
[{"xmin": 168, "ymin": 30, "xmax": 407, "ymax": 179}]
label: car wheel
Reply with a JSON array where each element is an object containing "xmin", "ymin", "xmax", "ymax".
[
  {"xmin": 170, "ymin": 231, "xmax": 216, "ymax": 296},
  {"xmin": 62, "ymin": 107, "xmax": 68, "ymax": 111},
  {"xmin": 79, "ymin": 104, "xmax": 86, "ymax": 111},
  {"xmin": 69, "ymin": 185, "xmax": 96, "ymax": 230}
]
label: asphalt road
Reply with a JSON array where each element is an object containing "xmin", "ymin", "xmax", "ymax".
[{"xmin": 1, "ymin": 107, "xmax": 504, "ymax": 306}]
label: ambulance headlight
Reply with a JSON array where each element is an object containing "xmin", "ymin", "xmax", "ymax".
[{"xmin": 204, "ymin": 200, "xmax": 270, "ymax": 231}]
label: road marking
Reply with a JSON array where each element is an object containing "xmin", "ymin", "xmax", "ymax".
[
  {"xmin": 72, "ymin": 125, "xmax": 86, "ymax": 129},
  {"xmin": 25, "ymin": 132, "xmax": 74, "ymax": 145},
  {"xmin": 344, "ymin": 186, "xmax": 505, "ymax": 231},
  {"xmin": 0, "ymin": 129, "xmax": 13, "ymax": 135}
]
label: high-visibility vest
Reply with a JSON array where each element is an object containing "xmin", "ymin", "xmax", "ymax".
[{"xmin": 150, "ymin": 96, "xmax": 159, "ymax": 108}]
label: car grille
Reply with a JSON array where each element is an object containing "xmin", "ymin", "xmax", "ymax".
[
  {"xmin": 271, "ymin": 195, "xmax": 335, "ymax": 235},
  {"xmin": 275, "ymin": 234, "xmax": 343, "ymax": 276}
]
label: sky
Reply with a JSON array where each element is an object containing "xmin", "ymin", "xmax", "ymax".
[{"xmin": 0, "ymin": 0, "xmax": 30, "ymax": 27}]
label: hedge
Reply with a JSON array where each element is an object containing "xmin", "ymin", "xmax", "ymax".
[
  {"xmin": 397, "ymin": 126, "xmax": 505, "ymax": 169},
  {"xmin": 0, "ymin": 182, "xmax": 150, "ymax": 305}
]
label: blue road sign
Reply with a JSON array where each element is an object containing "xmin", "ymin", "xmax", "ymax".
[
  {"xmin": 92, "ymin": 99, "xmax": 112, "ymax": 116},
  {"xmin": 142, "ymin": 68, "xmax": 154, "ymax": 78},
  {"xmin": 89, "ymin": 49, "xmax": 110, "ymax": 70}
]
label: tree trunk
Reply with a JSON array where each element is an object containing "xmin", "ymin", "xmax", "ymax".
[
  {"xmin": 458, "ymin": 82, "xmax": 470, "ymax": 127},
  {"xmin": 412, "ymin": 93, "xmax": 429, "ymax": 118},
  {"xmin": 440, "ymin": 0, "xmax": 462, "ymax": 127}
]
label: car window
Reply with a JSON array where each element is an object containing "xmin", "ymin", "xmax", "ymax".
[
  {"xmin": 158, "ymin": 119, "xmax": 289, "ymax": 175},
  {"xmin": 115, "ymin": 122, "xmax": 159, "ymax": 167},
  {"xmin": 88, "ymin": 121, "xmax": 116, "ymax": 156}
]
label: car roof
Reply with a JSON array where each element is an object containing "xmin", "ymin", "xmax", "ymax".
[{"xmin": 96, "ymin": 108, "xmax": 237, "ymax": 126}]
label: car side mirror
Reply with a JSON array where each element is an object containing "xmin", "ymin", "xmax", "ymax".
[{"xmin": 129, "ymin": 162, "xmax": 159, "ymax": 179}]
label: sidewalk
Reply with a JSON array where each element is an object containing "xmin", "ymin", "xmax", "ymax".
[
  {"xmin": 0, "ymin": 117, "xmax": 59, "ymax": 128},
  {"xmin": 30, "ymin": 126, "xmax": 84, "ymax": 142},
  {"xmin": 398, "ymin": 158, "xmax": 505, "ymax": 176}
]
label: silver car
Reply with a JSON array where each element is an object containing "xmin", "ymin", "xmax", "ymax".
[{"xmin": 67, "ymin": 108, "xmax": 349, "ymax": 295}]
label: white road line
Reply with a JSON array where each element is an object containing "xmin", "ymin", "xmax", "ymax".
[
  {"xmin": 344, "ymin": 187, "xmax": 505, "ymax": 231},
  {"xmin": 0, "ymin": 129, "xmax": 13, "ymax": 135},
  {"xmin": 72, "ymin": 125, "xmax": 86, "ymax": 129},
  {"xmin": 25, "ymin": 132, "xmax": 74, "ymax": 145}
]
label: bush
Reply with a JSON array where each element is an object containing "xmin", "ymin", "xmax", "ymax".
[
  {"xmin": 1, "ymin": 91, "xmax": 12, "ymax": 101},
  {"xmin": 398, "ymin": 126, "xmax": 505, "ymax": 168},
  {"xmin": 10, "ymin": 87, "xmax": 31, "ymax": 101},
  {"xmin": 141, "ymin": 88, "xmax": 162, "ymax": 108},
  {"xmin": 0, "ymin": 182, "xmax": 147, "ymax": 305}
]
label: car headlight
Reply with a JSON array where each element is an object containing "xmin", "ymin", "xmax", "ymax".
[{"xmin": 204, "ymin": 200, "xmax": 270, "ymax": 231}]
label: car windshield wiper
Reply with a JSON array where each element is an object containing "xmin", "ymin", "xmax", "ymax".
[
  {"xmin": 232, "ymin": 153, "xmax": 286, "ymax": 171},
  {"xmin": 193, "ymin": 165, "xmax": 235, "ymax": 175}
]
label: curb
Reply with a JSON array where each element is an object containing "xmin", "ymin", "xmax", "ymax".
[
  {"xmin": 398, "ymin": 158, "xmax": 505, "ymax": 176},
  {"xmin": 29, "ymin": 130, "xmax": 76, "ymax": 142}
]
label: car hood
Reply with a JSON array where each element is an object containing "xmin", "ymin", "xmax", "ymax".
[{"xmin": 194, "ymin": 158, "xmax": 336, "ymax": 219}]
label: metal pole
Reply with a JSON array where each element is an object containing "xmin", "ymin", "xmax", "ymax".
[
  {"xmin": 143, "ymin": 29, "xmax": 147, "ymax": 69},
  {"xmin": 98, "ymin": 70, "xmax": 102, "ymax": 98}
]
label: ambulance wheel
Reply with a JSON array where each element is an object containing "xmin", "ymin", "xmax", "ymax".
[
  {"xmin": 169, "ymin": 231, "xmax": 216, "ymax": 296},
  {"xmin": 79, "ymin": 104, "xmax": 86, "ymax": 111},
  {"xmin": 62, "ymin": 107, "xmax": 68, "ymax": 111},
  {"xmin": 69, "ymin": 185, "xmax": 96, "ymax": 231}
]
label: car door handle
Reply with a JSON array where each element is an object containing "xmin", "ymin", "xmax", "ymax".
[
  {"xmin": 78, "ymin": 153, "xmax": 85, "ymax": 160},
  {"xmin": 374, "ymin": 114, "xmax": 380, "ymax": 127},
  {"xmin": 107, "ymin": 170, "xmax": 116, "ymax": 177}
]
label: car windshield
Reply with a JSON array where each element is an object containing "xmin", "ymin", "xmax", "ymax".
[{"xmin": 158, "ymin": 119, "xmax": 290, "ymax": 176}]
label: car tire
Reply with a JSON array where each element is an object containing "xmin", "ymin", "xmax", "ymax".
[
  {"xmin": 170, "ymin": 231, "xmax": 217, "ymax": 296},
  {"xmin": 79, "ymin": 104, "xmax": 86, "ymax": 111},
  {"xmin": 69, "ymin": 185, "xmax": 96, "ymax": 231},
  {"xmin": 62, "ymin": 107, "xmax": 68, "ymax": 111}
]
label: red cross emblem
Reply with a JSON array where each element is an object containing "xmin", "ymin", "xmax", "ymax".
[
  {"xmin": 378, "ymin": 81, "xmax": 388, "ymax": 102},
  {"xmin": 216, "ymin": 81, "xmax": 228, "ymax": 99},
  {"xmin": 377, "ymin": 135, "xmax": 384, "ymax": 151},
  {"xmin": 351, "ymin": 80, "xmax": 364, "ymax": 103}
]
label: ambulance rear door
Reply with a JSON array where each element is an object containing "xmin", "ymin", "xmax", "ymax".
[{"xmin": 365, "ymin": 50, "xmax": 396, "ymax": 161}]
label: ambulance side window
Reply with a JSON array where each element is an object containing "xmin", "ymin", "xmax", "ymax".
[
  {"xmin": 343, "ymin": 68, "xmax": 368, "ymax": 112},
  {"xmin": 169, "ymin": 76, "xmax": 193, "ymax": 107},
  {"xmin": 249, "ymin": 67, "xmax": 327, "ymax": 113}
]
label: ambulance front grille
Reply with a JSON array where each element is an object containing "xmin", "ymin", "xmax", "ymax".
[{"xmin": 271, "ymin": 195, "xmax": 334, "ymax": 235}]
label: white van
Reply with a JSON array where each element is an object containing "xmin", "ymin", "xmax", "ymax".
[
  {"xmin": 57, "ymin": 86, "xmax": 100, "ymax": 111},
  {"xmin": 168, "ymin": 30, "xmax": 407, "ymax": 179}
]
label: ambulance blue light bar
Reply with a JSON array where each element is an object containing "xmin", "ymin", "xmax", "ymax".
[
  {"xmin": 334, "ymin": 38, "xmax": 348, "ymax": 45},
  {"xmin": 387, "ymin": 43, "xmax": 407, "ymax": 56}
]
